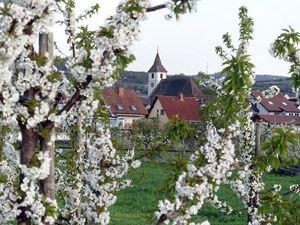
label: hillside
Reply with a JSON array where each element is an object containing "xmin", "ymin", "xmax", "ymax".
[
  {"xmin": 114, "ymin": 71, "xmax": 148, "ymax": 96},
  {"xmin": 252, "ymin": 78, "xmax": 294, "ymax": 95},
  {"xmin": 213, "ymin": 72, "xmax": 287, "ymax": 81},
  {"xmin": 114, "ymin": 71, "xmax": 294, "ymax": 97}
]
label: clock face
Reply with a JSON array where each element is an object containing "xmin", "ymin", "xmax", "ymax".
[{"xmin": 151, "ymin": 82, "xmax": 154, "ymax": 87}]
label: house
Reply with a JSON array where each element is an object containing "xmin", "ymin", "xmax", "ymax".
[
  {"xmin": 285, "ymin": 94, "xmax": 300, "ymax": 108},
  {"xmin": 149, "ymin": 75, "xmax": 206, "ymax": 106},
  {"xmin": 146, "ymin": 52, "xmax": 206, "ymax": 106},
  {"xmin": 148, "ymin": 93, "xmax": 200, "ymax": 125},
  {"xmin": 102, "ymin": 87, "xmax": 148, "ymax": 128},
  {"xmin": 250, "ymin": 91, "xmax": 300, "ymax": 130},
  {"xmin": 250, "ymin": 91, "xmax": 300, "ymax": 116}
]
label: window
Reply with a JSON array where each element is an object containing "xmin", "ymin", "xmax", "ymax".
[
  {"xmin": 160, "ymin": 109, "xmax": 165, "ymax": 115},
  {"xmin": 130, "ymin": 105, "xmax": 137, "ymax": 111},
  {"xmin": 160, "ymin": 74, "xmax": 163, "ymax": 79},
  {"xmin": 151, "ymin": 73, "xmax": 154, "ymax": 79},
  {"xmin": 116, "ymin": 104, "xmax": 124, "ymax": 110},
  {"xmin": 268, "ymin": 101, "xmax": 273, "ymax": 105},
  {"xmin": 282, "ymin": 102, "xmax": 287, "ymax": 106}
]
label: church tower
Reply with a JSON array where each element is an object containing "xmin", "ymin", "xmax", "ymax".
[{"xmin": 148, "ymin": 52, "xmax": 167, "ymax": 96}]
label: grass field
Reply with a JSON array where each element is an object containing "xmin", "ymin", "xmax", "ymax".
[{"xmin": 109, "ymin": 162, "xmax": 300, "ymax": 225}]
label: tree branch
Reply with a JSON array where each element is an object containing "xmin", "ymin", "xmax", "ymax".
[
  {"xmin": 156, "ymin": 211, "xmax": 177, "ymax": 225},
  {"xmin": 146, "ymin": 0, "xmax": 181, "ymax": 13},
  {"xmin": 55, "ymin": 0, "xmax": 183, "ymax": 120},
  {"xmin": 156, "ymin": 196, "xmax": 186, "ymax": 225},
  {"xmin": 146, "ymin": 4, "xmax": 166, "ymax": 12},
  {"xmin": 58, "ymin": 75, "xmax": 92, "ymax": 114}
]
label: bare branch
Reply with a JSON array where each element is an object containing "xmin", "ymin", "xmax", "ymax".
[
  {"xmin": 156, "ymin": 211, "xmax": 176, "ymax": 225},
  {"xmin": 58, "ymin": 75, "xmax": 92, "ymax": 114},
  {"xmin": 146, "ymin": 4, "xmax": 166, "ymax": 13},
  {"xmin": 146, "ymin": 0, "xmax": 181, "ymax": 13},
  {"xmin": 156, "ymin": 196, "xmax": 186, "ymax": 225}
]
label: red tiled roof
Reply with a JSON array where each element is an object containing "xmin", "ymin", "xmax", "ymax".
[
  {"xmin": 157, "ymin": 95, "xmax": 200, "ymax": 121},
  {"xmin": 253, "ymin": 114, "xmax": 300, "ymax": 125},
  {"xmin": 251, "ymin": 91, "xmax": 300, "ymax": 113},
  {"xmin": 102, "ymin": 87, "xmax": 148, "ymax": 116}
]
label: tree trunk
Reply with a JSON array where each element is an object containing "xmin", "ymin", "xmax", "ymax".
[
  {"xmin": 39, "ymin": 32, "xmax": 55, "ymax": 224},
  {"xmin": 254, "ymin": 123, "xmax": 261, "ymax": 156},
  {"xmin": 39, "ymin": 33, "xmax": 54, "ymax": 62},
  {"xmin": 77, "ymin": 115, "xmax": 83, "ymax": 221},
  {"xmin": 39, "ymin": 127, "xmax": 55, "ymax": 200},
  {"xmin": 17, "ymin": 121, "xmax": 38, "ymax": 225}
]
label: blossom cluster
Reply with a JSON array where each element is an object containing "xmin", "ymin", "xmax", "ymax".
[
  {"xmin": 229, "ymin": 113, "xmax": 265, "ymax": 223},
  {"xmin": 0, "ymin": 0, "xmax": 148, "ymax": 223},
  {"xmin": 289, "ymin": 184, "xmax": 300, "ymax": 194},
  {"xmin": 207, "ymin": 194, "xmax": 233, "ymax": 214},
  {"xmin": 1, "ymin": 137, "xmax": 57, "ymax": 224},
  {"xmin": 81, "ymin": 128, "xmax": 136, "ymax": 224},
  {"xmin": 56, "ymin": 114, "xmax": 139, "ymax": 225},
  {"xmin": 0, "ymin": 0, "xmax": 228, "ymax": 224},
  {"xmin": 87, "ymin": 0, "xmax": 149, "ymax": 88},
  {"xmin": 0, "ymin": 0, "xmax": 55, "ymax": 66},
  {"xmin": 0, "ymin": 160, "xmax": 20, "ymax": 223},
  {"xmin": 19, "ymin": 152, "xmax": 58, "ymax": 224},
  {"xmin": 261, "ymin": 85, "xmax": 280, "ymax": 99},
  {"xmin": 164, "ymin": 0, "xmax": 200, "ymax": 20},
  {"xmin": 0, "ymin": 128, "xmax": 21, "ymax": 223},
  {"xmin": 199, "ymin": 74, "xmax": 225, "ymax": 97},
  {"xmin": 0, "ymin": 1, "xmax": 58, "ymax": 126},
  {"xmin": 155, "ymin": 122, "xmax": 240, "ymax": 224}
]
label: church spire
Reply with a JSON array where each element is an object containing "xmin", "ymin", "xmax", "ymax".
[
  {"xmin": 148, "ymin": 52, "xmax": 167, "ymax": 73},
  {"xmin": 148, "ymin": 51, "xmax": 168, "ymax": 96}
]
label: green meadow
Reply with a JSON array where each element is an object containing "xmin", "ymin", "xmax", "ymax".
[{"xmin": 110, "ymin": 162, "xmax": 300, "ymax": 225}]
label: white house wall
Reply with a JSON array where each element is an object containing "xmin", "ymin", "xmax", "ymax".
[
  {"xmin": 114, "ymin": 114, "xmax": 146, "ymax": 128},
  {"xmin": 148, "ymin": 99, "xmax": 169, "ymax": 125}
]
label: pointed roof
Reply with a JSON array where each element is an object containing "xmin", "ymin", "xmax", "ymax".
[{"xmin": 148, "ymin": 52, "xmax": 167, "ymax": 73}]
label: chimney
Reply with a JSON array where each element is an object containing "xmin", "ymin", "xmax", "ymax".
[
  {"xmin": 178, "ymin": 92, "xmax": 183, "ymax": 101},
  {"xmin": 118, "ymin": 87, "xmax": 124, "ymax": 96}
]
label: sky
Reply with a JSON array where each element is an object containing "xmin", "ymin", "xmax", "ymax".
[{"xmin": 54, "ymin": 0, "xmax": 300, "ymax": 76}]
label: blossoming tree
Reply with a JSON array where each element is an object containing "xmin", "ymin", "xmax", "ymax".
[
  {"xmin": 0, "ymin": 0, "xmax": 201, "ymax": 224},
  {"xmin": 155, "ymin": 7, "xmax": 300, "ymax": 225},
  {"xmin": 0, "ymin": 1, "xmax": 299, "ymax": 225}
]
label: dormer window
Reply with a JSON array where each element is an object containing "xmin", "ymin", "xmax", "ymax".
[
  {"xmin": 116, "ymin": 104, "xmax": 124, "ymax": 110},
  {"xmin": 268, "ymin": 101, "xmax": 274, "ymax": 105},
  {"xmin": 130, "ymin": 105, "xmax": 137, "ymax": 111}
]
